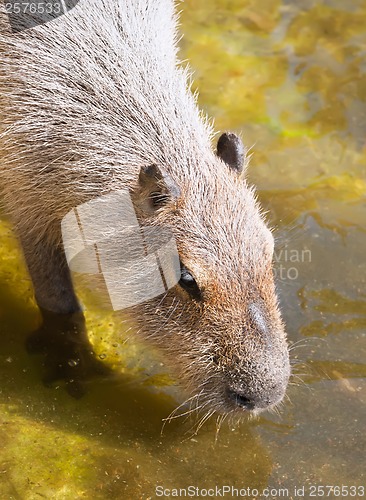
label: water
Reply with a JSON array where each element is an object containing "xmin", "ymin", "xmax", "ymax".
[{"xmin": 0, "ymin": 1, "xmax": 365, "ymax": 498}]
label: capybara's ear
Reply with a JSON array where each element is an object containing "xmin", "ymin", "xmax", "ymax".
[
  {"xmin": 217, "ymin": 132, "xmax": 246, "ymax": 174},
  {"xmin": 135, "ymin": 164, "xmax": 181, "ymax": 213}
]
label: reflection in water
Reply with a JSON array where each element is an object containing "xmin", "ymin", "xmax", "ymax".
[{"xmin": 0, "ymin": 0, "xmax": 365, "ymax": 497}]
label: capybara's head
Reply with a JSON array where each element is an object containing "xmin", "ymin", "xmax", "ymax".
[{"xmin": 132, "ymin": 133, "xmax": 290, "ymax": 416}]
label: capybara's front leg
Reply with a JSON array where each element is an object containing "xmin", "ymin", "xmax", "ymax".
[{"xmin": 19, "ymin": 229, "xmax": 109, "ymax": 397}]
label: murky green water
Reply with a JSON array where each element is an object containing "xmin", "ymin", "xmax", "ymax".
[{"xmin": 1, "ymin": 1, "xmax": 365, "ymax": 498}]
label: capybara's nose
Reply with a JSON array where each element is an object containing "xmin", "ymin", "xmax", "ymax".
[
  {"xmin": 227, "ymin": 384, "xmax": 286, "ymax": 411},
  {"xmin": 227, "ymin": 390, "xmax": 256, "ymax": 410}
]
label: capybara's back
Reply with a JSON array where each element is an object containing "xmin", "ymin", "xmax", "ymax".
[
  {"xmin": 0, "ymin": 1, "xmax": 290, "ymax": 415},
  {"xmin": 0, "ymin": 0, "xmax": 211, "ymax": 242}
]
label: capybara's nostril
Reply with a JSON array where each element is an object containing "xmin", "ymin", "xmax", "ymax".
[{"xmin": 227, "ymin": 390, "xmax": 256, "ymax": 410}]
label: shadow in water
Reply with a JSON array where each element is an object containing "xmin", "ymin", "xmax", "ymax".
[{"xmin": 0, "ymin": 269, "xmax": 276, "ymax": 497}]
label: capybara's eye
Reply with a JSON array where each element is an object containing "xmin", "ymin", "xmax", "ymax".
[{"xmin": 179, "ymin": 265, "xmax": 201, "ymax": 301}]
